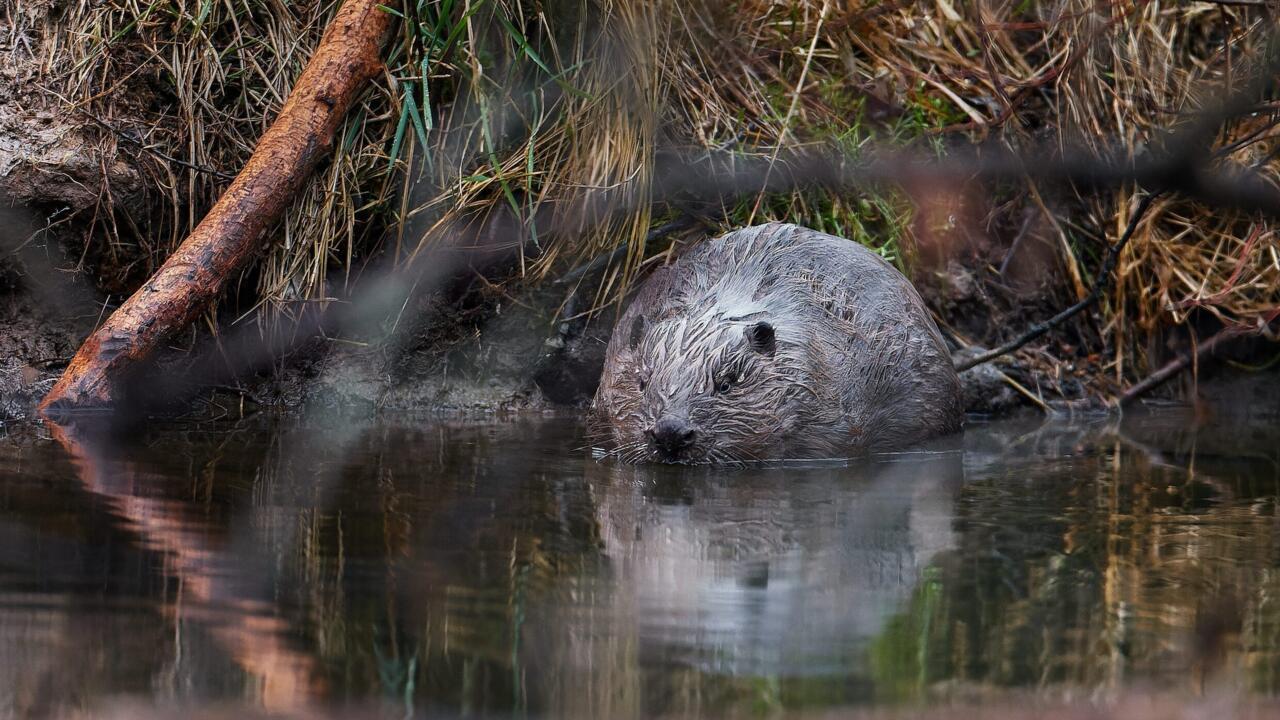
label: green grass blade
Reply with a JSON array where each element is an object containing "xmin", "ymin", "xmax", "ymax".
[
  {"xmin": 388, "ymin": 101, "xmax": 410, "ymax": 172},
  {"xmin": 403, "ymin": 91, "xmax": 430, "ymax": 151}
]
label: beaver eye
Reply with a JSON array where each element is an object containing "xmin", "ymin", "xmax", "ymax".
[
  {"xmin": 714, "ymin": 374, "xmax": 735, "ymax": 394},
  {"xmin": 638, "ymin": 375, "xmax": 648, "ymax": 391}
]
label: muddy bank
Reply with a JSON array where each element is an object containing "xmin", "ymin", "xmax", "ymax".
[
  {"xmin": 245, "ymin": 280, "xmax": 614, "ymax": 415},
  {"xmin": 1, "ymin": 230, "xmax": 1038, "ymax": 423},
  {"xmin": 0, "ymin": 246, "xmax": 617, "ymax": 420},
  {"xmin": 6, "ymin": 208, "xmax": 1279, "ymax": 425},
  {"xmin": 0, "ymin": 202, "xmax": 97, "ymax": 420},
  {"xmin": 0, "ymin": 293, "xmax": 88, "ymax": 421},
  {"xmin": 0, "ymin": 3, "xmax": 157, "ymax": 293},
  {"xmin": 0, "ymin": 1, "xmax": 607, "ymax": 421}
]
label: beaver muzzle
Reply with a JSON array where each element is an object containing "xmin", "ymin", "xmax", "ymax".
[{"xmin": 647, "ymin": 415, "xmax": 697, "ymax": 461}]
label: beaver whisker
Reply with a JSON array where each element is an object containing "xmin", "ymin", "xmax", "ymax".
[
  {"xmin": 621, "ymin": 443, "xmax": 650, "ymax": 464},
  {"xmin": 616, "ymin": 439, "xmax": 647, "ymax": 457},
  {"xmin": 609, "ymin": 440, "xmax": 638, "ymax": 455},
  {"xmin": 725, "ymin": 445, "xmax": 762, "ymax": 465}
]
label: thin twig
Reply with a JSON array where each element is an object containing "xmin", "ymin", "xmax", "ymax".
[
  {"xmin": 955, "ymin": 192, "xmax": 1162, "ymax": 372},
  {"xmin": 998, "ymin": 208, "xmax": 1037, "ymax": 277},
  {"xmin": 76, "ymin": 108, "xmax": 235, "ymax": 181},
  {"xmin": 1118, "ymin": 325, "xmax": 1251, "ymax": 406}
]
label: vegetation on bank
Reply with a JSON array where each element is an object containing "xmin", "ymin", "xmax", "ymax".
[{"xmin": 18, "ymin": 0, "xmax": 1280, "ymax": 403}]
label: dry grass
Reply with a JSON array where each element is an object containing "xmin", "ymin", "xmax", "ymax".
[
  {"xmin": 50, "ymin": 0, "xmax": 397, "ymax": 332},
  {"xmin": 38, "ymin": 0, "xmax": 1280, "ymax": 389},
  {"xmin": 657, "ymin": 0, "xmax": 1280, "ymax": 385}
]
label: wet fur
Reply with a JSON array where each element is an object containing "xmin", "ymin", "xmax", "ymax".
[{"xmin": 592, "ymin": 223, "xmax": 962, "ymax": 463}]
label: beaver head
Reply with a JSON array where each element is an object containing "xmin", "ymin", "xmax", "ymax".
[{"xmin": 593, "ymin": 291, "xmax": 823, "ymax": 464}]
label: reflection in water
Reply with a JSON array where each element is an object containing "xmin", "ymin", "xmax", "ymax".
[
  {"xmin": 588, "ymin": 456, "xmax": 960, "ymax": 675},
  {"xmin": 0, "ymin": 411, "xmax": 1277, "ymax": 717}
]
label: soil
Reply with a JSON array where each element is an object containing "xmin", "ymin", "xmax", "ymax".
[
  {"xmin": 0, "ymin": 299, "xmax": 81, "ymax": 421},
  {"xmin": 0, "ymin": 265, "xmax": 614, "ymax": 421},
  {"xmin": 0, "ymin": 218, "xmax": 97, "ymax": 420},
  {"xmin": 1, "ymin": 4, "xmax": 149, "ymax": 225},
  {"xmin": 247, "ymin": 280, "xmax": 615, "ymax": 415}
]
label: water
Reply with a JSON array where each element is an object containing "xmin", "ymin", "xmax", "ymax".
[{"xmin": 0, "ymin": 409, "xmax": 1278, "ymax": 718}]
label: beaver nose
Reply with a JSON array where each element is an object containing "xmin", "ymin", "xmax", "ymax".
[{"xmin": 648, "ymin": 416, "xmax": 697, "ymax": 458}]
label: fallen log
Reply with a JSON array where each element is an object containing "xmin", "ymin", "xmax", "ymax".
[{"xmin": 40, "ymin": 0, "xmax": 394, "ymax": 412}]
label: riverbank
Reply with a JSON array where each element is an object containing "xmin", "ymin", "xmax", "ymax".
[{"xmin": 3, "ymin": 1, "xmax": 1278, "ymax": 420}]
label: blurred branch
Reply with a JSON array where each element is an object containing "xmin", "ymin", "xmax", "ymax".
[
  {"xmin": 556, "ymin": 214, "xmax": 700, "ymax": 286},
  {"xmin": 1195, "ymin": 0, "xmax": 1278, "ymax": 7}
]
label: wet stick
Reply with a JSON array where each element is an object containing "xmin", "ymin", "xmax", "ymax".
[
  {"xmin": 39, "ymin": 0, "xmax": 394, "ymax": 412},
  {"xmin": 1118, "ymin": 324, "xmax": 1255, "ymax": 407}
]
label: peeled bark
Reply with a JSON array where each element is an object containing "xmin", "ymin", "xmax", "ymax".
[{"xmin": 40, "ymin": 0, "xmax": 393, "ymax": 412}]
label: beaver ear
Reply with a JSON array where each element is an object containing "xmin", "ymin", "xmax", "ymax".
[
  {"xmin": 745, "ymin": 321, "xmax": 776, "ymax": 355},
  {"xmin": 627, "ymin": 316, "xmax": 645, "ymax": 349}
]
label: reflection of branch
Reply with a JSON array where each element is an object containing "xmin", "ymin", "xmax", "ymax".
[
  {"xmin": 954, "ymin": 193, "xmax": 1161, "ymax": 372},
  {"xmin": 45, "ymin": 419, "xmax": 325, "ymax": 714}
]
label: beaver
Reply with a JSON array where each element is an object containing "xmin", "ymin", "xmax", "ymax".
[{"xmin": 591, "ymin": 222, "xmax": 962, "ymax": 464}]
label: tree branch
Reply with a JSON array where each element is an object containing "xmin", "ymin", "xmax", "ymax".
[{"xmin": 40, "ymin": 0, "xmax": 394, "ymax": 412}]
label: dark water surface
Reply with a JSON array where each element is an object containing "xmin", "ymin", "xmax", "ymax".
[{"xmin": 1, "ymin": 410, "xmax": 1279, "ymax": 718}]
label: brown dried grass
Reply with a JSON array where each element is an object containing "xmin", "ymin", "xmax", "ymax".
[
  {"xmin": 42, "ymin": 0, "xmax": 1280, "ymax": 383},
  {"xmin": 683, "ymin": 0, "xmax": 1280, "ymax": 379},
  {"xmin": 839, "ymin": 1, "xmax": 1280, "ymax": 376}
]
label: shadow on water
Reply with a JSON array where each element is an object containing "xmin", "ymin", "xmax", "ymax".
[{"xmin": 0, "ymin": 410, "xmax": 1279, "ymax": 717}]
